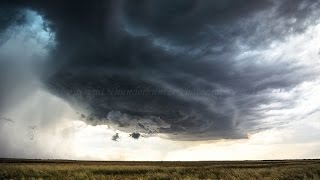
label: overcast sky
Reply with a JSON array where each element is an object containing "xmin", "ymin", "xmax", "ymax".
[{"xmin": 0, "ymin": 0, "xmax": 320, "ymax": 160}]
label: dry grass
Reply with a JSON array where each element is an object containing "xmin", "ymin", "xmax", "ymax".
[{"xmin": 1, "ymin": 159, "xmax": 320, "ymax": 179}]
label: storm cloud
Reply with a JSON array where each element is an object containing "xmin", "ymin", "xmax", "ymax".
[{"xmin": 1, "ymin": 0, "xmax": 320, "ymax": 141}]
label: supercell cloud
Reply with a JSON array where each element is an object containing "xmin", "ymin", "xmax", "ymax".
[{"xmin": 1, "ymin": 0, "xmax": 320, "ymax": 143}]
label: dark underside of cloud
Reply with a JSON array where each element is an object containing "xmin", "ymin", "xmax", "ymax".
[{"xmin": 1, "ymin": 0, "xmax": 320, "ymax": 140}]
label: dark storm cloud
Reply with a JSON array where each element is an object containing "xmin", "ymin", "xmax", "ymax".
[
  {"xmin": 112, "ymin": 133, "xmax": 120, "ymax": 141},
  {"xmin": 1, "ymin": 0, "xmax": 320, "ymax": 140},
  {"xmin": 130, "ymin": 133, "xmax": 141, "ymax": 140}
]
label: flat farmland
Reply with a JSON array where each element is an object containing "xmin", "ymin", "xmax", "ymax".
[{"xmin": 0, "ymin": 159, "xmax": 320, "ymax": 179}]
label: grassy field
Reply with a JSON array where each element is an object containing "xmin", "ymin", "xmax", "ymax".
[{"xmin": 0, "ymin": 159, "xmax": 320, "ymax": 179}]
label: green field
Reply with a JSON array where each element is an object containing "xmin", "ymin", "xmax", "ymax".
[{"xmin": 1, "ymin": 159, "xmax": 320, "ymax": 179}]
